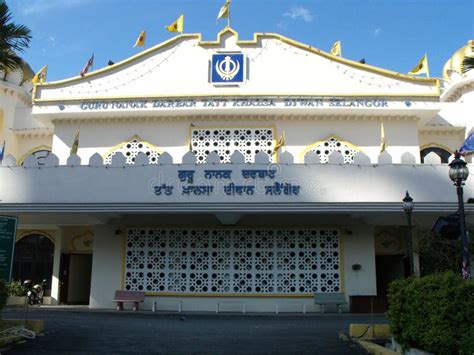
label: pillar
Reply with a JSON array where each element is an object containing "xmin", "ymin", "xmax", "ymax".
[
  {"xmin": 50, "ymin": 228, "xmax": 63, "ymax": 305},
  {"xmin": 89, "ymin": 225, "xmax": 123, "ymax": 308}
]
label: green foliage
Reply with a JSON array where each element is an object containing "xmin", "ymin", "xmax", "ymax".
[
  {"xmin": 6, "ymin": 280, "xmax": 25, "ymax": 296},
  {"xmin": 417, "ymin": 232, "xmax": 474, "ymax": 276},
  {"xmin": 417, "ymin": 233, "xmax": 460, "ymax": 275},
  {"xmin": 0, "ymin": 1, "xmax": 32, "ymax": 71},
  {"xmin": 387, "ymin": 272, "xmax": 474, "ymax": 354},
  {"xmin": 460, "ymin": 325, "xmax": 474, "ymax": 354},
  {"xmin": 0, "ymin": 280, "xmax": 8, "ymax": 311}
]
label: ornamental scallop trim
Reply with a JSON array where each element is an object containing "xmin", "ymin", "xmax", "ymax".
[
  {"xmin": 124, "ymin": 228, "xmax": 341, "ymax": 295},
  {"xmin": 307, "ymin": 137, "xmax": 359, "ymax": 164},
  {"xmin": 190, "ymin": 128, "xmax": 274, "ymax": 163},
  {"xmin": 104, "ymin": 137, "xmax": 161, "ymax": 165}
]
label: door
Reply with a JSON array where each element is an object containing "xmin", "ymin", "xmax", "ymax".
[
  {"xmin": 59, "ymin": 254, "xmax": 70, "ymax": 304},
  {"xmin": 67, "ymin": 254, "xmax": 93, "ymax": 304}
]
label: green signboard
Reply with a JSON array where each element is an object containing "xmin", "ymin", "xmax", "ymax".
[{"xmin": 0, "ymin": 216, "xmax": 17, "ymax": 282}]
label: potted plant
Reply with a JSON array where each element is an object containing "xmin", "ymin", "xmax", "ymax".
[{"xmin": 6, "ymin": 280, "xmax": 27, "ymax": 306}]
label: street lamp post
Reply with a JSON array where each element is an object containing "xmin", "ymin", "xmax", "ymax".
[
  {"xmin": 449, "ymin": 151, "xmax": 471, "ymax": 280},
  {"xmin": 402, "ymin": 191, "xmax": 415, "ymax": 277}
]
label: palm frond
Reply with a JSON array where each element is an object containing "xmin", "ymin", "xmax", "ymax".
[{"xmin": 0, "ymin": 2, "xmax": 31, "ymax": 72}]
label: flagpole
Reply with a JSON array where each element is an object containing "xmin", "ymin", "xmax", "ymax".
[{"xmin": 227, "ymin": 0, "xmax": 231, "ymax": 28}]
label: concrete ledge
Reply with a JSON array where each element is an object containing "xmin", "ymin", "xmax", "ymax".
[
  {"xmin": 349, "ymin": 324, "xmax": 391, "ymax": 339},
  {"xmin": 2, "ymin": 319, "xmax": 44, "ymax": 333},
  {"xmin": 357, "ymin": 340, "xmax": 398, "ymax": 355},
  {"xmin": 0, "ymin": 335, "xmax": 22, "ymax": 348}
]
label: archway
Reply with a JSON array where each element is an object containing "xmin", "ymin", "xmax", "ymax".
[{"xmin": 12, "ymin": 234, "xmax": 54, "ymax": 294}]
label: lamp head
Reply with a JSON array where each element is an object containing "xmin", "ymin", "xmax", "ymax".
[
  {"xmin": 449, "ymin": 151, "xmax": 469, "ymax": 186},
  {"xmin": 402, "ymin": 191, "xmax": 414, "ymax": 214}
]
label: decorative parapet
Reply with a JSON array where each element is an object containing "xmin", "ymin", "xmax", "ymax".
[
  {"xmin": 0, "ymin": 149, "xmax": 469, "ymax": 210},
  {"xmin": 2, "ymin": 150, "xmax": 429, "ymax": 168}
]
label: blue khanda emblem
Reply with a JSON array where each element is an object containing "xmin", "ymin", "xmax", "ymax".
[{"xmin": 211, "ymin": 53, "xmax": 244, "ymax": 84}]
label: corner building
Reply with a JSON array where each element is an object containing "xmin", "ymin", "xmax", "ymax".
[{"xmin": 1, "ymin": 29, "xmax": 473, "ymax": 312}]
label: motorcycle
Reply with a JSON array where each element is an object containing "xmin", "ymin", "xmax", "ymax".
[{"xmin": 23, "ymin": 279, "xmax": 47, "ymax": 305}]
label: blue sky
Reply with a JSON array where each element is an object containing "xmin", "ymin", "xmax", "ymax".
[{"xmin": 7, "ymin": 0, "xmax": 474, "ymax": 81}]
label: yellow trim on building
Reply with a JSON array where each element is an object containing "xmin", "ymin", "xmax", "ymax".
[
  {"xmin": 419, "ymin": 142, "xmax": 454, "ymax": 154},
  {"xmin": 339, "ymin": 230, "xmax": 345, "ymax": 293},
  {"xmin": 18, "ymin": 145, "xmax": 52, "ymax": 165},
  {"xmin": 299, "ymin": 134, "xmax": 363, "ymax": 162},
  {"xmin": 101, "ymin": 135, "xmax": 163, "ymax": 160},
  {"xmin": 33, "ymin": 27, "xmax": 440, "ymax": 103},
  {"xmin": 17, "ymin": 230, "xmax": 55, "ymax": 244},
  {"xmin": 33, "ymin": 92, "xmax": 441, "ymax": 105},
  {"xmin": 121, "ymin": 226, "xmax": 344, "ymax": 297},
  {"xmin": 121, "ymin": 234, "xmax": 126, "ymax": 291},
  {"xmin": 188, "ymin": 124, "xmax": 277, "ymax": 163},
  {"xmin": 145, "ymin": 292, "xmax": 314, "ymax": 298},
  {"xmin": 70, "ymin": 230, "xmax": 94, "ymax": 252}
]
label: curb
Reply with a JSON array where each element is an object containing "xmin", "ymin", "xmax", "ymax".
[{"xmin": 3, "ymin": 307, "xmax": 389, "ymax": 320}]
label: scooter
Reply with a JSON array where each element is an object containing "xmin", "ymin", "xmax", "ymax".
[{"xmin": 23, "ymin": 279, "xmax": 47, "ymax": 305}]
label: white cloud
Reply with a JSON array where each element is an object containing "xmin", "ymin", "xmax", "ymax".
[
  {"xmin": 277, "ymin": 21, "xmax": 288, "ymax": 29},
  {"xmin": 373, "ymin": 28, "xmax": 382, "ymax": 38},
  {"xmin": 283, "ymin": 6, "xmax": 313, "ymax": 23},
  {"xmin": 47, "ymin": 36, "xmax": 56, "ymax": 47},
  {"xmin": 20, "ymin": 0, "xmax": 91, "ymax": 15}
]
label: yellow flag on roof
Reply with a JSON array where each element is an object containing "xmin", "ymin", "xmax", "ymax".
[
  {"xmin": 380, "ymin": 122, "xmax": 386, "ymax": 154},
  {"xmin": 273, "ymin": 132, "xmax": 286, "ymax": 154},
  {"xmin": 217, "ymin": 0, "xmax": 230, "ymax": 20},
  {"xmin": 331, "ymin": 41, "xmax": 341, "ymax": 57},
  {"xmin": 133, "ymin": 31, "xmax": 146, "ymax": 47},
  {"xmin": 409, "ymin": 54, "xmax": 430, "ymax": 77},
  {"xmin": 166, "ymin": 14, "xmax": 184, "ymax": 33},
  {"xmin": 31, "ymin": 65, "xmax": 47, "ymax": 85},
  {"xmin": 70, "ymin": 128, "xmax": 80, "ymax": 155}
]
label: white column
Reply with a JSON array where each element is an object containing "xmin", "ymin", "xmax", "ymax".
[
  {"xmin": 343, "ymin": 225, "xmax": 377, "ymax": 297},
  {"xmin": 50, "ymin": 228, "xmax": 63, "ymax": 305},
  {"xmin": 89, "ymin": 225, "xmax": 123, "ymax": 309}
]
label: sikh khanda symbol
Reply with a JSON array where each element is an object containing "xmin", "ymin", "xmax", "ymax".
[{"xmin": 215, "ymin": 55, "xmax": 240, "ymax": 81}]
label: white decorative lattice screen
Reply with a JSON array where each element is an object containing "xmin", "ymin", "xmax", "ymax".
[
  {"xmin": 308, "ymin": 137, "xmax": 358, "ymax": 164},
  {"xmin": 105, "ymin": 138, "xmax": 161, "ymax": 165},
  {"xmin": 190, "ymin": 128, "xmax": 274, "ymax": 163},
  {"xmin": 124, "ymin": 228, "xmax": 341, "ymax": 294}
]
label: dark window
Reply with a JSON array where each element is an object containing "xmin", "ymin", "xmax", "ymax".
[
  {"xmin": 12, "ymin": 234, "xmax": 54, "ymax": 292},
  {"xmin": 420, "ymin": 147, "xmax": 451, "ymax": 164}
]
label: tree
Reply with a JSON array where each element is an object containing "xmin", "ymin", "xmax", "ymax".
[
  {"xmin": 462, "ymin": 56, "xmax": 474, "ymax": 73},
  {"xmin": 0, "ymin": 1, "xmax": 31, "ymax": 72}
]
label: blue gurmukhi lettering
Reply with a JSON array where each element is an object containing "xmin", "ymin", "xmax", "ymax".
[
  {"xmin": 224, "ymin": 183, "xmax": 255, "ymax": 195},
  {"xmin": 154, "ymin": 184, "xmax": 173, "ymax": 196},
  {"xmin": 178, "ymin": 170, "xmax": 195, "ymax": 183},
  {"xmin": 241, "ymin": 169, "xmax": 277, "ymax": 179},
  {"xmin": 204, "ymin": 170, "xmax": 232, "ymax": 179},
  {"xmin": 265, "ymin": 182, "xmax": 300, "ymax": 196},
  {"xmin": 182, "ymin": 186, "xmax": 214, "ymax": 196}
]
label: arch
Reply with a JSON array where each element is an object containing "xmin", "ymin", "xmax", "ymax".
[
  {"xmin": 301, "ymin": 135, "xmax": 362, "ymax": 164},
  {"xmin": 18, "ymin": 145, "xmax": 52, "ymax": 166},
  {"xmin": 420, "ymin": 144, "xmax": 452, "ymax": 163},
  {"xmin": 12, "ymin": 233, "xmax": 55, "ymax": 291},
  {"xmin": 17, "ymin": 230, "xmax": 55, "ymax": 244},
  {"xmin": 103, "ymin": 135, "xmax": 162, "ymax": 165}
]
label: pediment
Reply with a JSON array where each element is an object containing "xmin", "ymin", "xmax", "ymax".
[{"xmin": 34, "ymin": 28, "xmax": 439, "ymax": 103}]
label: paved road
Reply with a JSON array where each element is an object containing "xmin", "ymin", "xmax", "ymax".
[{"xmin": 1, "ymin": 308, "xmax": 382, "ymax": 354}]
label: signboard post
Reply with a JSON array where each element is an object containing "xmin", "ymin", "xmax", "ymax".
[{"xmin": 0, "ymin": 216, "xmax": 17, "ymax": 282}]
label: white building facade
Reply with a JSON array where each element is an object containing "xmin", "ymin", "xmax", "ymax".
[{"xmin": 1, "ymin": 29, "xmax": 473, "ymax": 312}]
